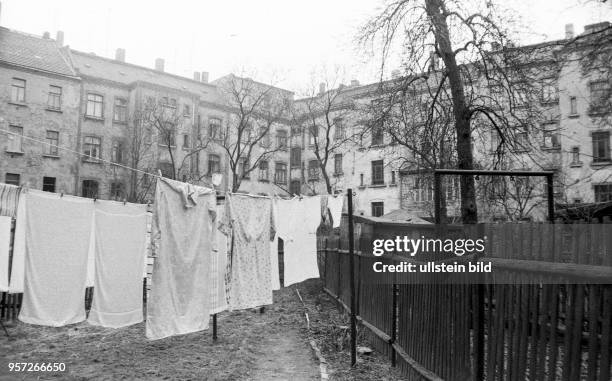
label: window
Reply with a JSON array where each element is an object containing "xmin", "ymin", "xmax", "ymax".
[
  {"xmin": 592, "ymin": 131, "xmax": 610, "ymax": 163},
  {"xmin": 86, "ymin": 93, "xmax": 104, "ymax": 118},
  {"xmin": 308, "ymin": 126, "xmax": 318, "ymax": 146},
  {"xmin": 590, "ymin": 81, "xmax": 609, "ymax": 108},
  {"xmin": 259, "ymin": 127, "xmax": 271, "ymax": 147},
  {"xmin": 182, "ymin": 134, "xmax": 190, "ymax": 149},
  {"xmin": 371, "ymin": 124, "xmax": 384, "ymax": 146},
  {"xmin": 371, "ymin": 160, "xmax": 384, "ymax": 185},
  {"xmin": 183, "ymin": 104, "xmax": 191, "ymax": 117},
  {"xmin": 415, "ymin": 177, "xmax": 434, "ymax": 202},
  {"xmin": 259, "ymin": 160, "xmax": 269, "ymax": 181},
  {"xmin": 514, "ymin": 126, "xmax": 529, "ymax": 152},
  {"xmin": 277, "ymin": 130, "xmax": 288, "ymax": 149},
  {"xmin": 573, "ymin": 198, "xmax": 583, "ymax": 204},
  {"xmin": 110, "ymin": 182, "xmax": 125, "ymax": 200},
  {"xmin": 594, "ymin": 183, "xmax": 612, "ymax": 202},
  {"xmin": 360, "ymin": 173, "xmax": 364, "ymax": 187},
  {"xmin": 82, "ymin": 180, "xmax": 99, "ymax": 198},
  {"xmin": 571, "ymin": 146, "xmax": 581, "ymax": 165},
  {"xmin": 111, "ymin": 140, "xmax": 125, "ymax": 164},
  {"xmin": 275, "ymin": 162, "xmax": 287, "ymax": 184},
  {"xmin": 47, "ymin": 85, "xmax": 62, "ymax": 110},
  {"xmin": 42, "ymin": 176, "xmax": 56, "ymax": 192},
  {"xmin": 11, "ymin": 78, "xmax": 26, "ymax": 103},
  {"xmin": 290, "ymin": 147, "xmax": 301, "ymax": 168},
  {"xmin": 541, "ymin": 80, "xmax": 558, "ymax": 103},
  {"xmin": 208, "ymin": 154, "xmax": 221, "ymax": 174},
  {"xmin": 238, "ymin": 157, "xmax": 250, "ymax": 179},
  {"xmin": 159, "ymin": 125, "xmax": 176, "ymax": 147},
  {"xmin": 391, "ymin": 170, "xmax": 396, "ymax": 185},
  {"xmin": 490, "ymin": 129, "xmax": 500, "ymax": 152},
  {"xmin": 5, "ymin": 173, "xmax": 20, "ymax": 186},
  {"xmin": 334, "ymin": 154, "xmax": 343, "ymax": 175},
  {"xmin": 542, "ymin": 127, "xmax": 560, "ymax": 149},
  {"xmin": 308, "ymin": 160, "xmax": 319, "ymax": 180},
  {"xmin": 570, "ymin": 96, "xmax": 578, "ymax": 115},
  {"xmin": 113, "ymin": 97, "xmax": 128, "ymax": 122},
  {"xmin": 7, "ymin": 126, "xmax": 23, "ymax": 152},
  {"xmin": 158, "ymin": 162, "xmax": 174, "ymax": 178},
  {"xmin": 46, "ymin": 130, "xmax": 59, "ymax": 155},
  {"xmin": 83, "ymin": 136, "xmax": 101, "ymax": 160},
  {"xmin": 209, "ymin": 118, "xmax": 222, "ymax": 141},
  {"xmin": 334, "ymin": 118, "xmax": 345, "ymax": 139},
  {"xmin": 290, "ymin": 180, "xmax": 301, "ymax": 195},
  {"xmin": 371, "ymin": 202, "xmax": 384, "ymax": 217}
]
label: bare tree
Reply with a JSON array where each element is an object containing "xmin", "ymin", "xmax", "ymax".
[
  {"xmin": 294, "ymin": 77, "xmax": 366, "ymax": 194},
  {"xmin": 360, "ymin": 0, "xmax": 555, "ymax": 223},
  {"xmin": 214, "ymin": 75, "xmax": 291, "ymax": 192}
]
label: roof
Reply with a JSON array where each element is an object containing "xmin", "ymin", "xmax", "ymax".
[
  {"xmin": 69, "ymin": 50, "xmax": 218, "ymax": 99},
  {"xmin": 0, "ymin": 27, "xmax": 77, "ymax": 77},
  {"xmin": 380, "ymin": 209, "xmax": 432, "ymax": 224}
]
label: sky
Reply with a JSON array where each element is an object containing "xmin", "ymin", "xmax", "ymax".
[{"xmin": 1, "ymin": 0, "xmax": 610, "ymax": 94}]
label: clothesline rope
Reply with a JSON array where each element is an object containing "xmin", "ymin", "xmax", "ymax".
[{"xmin": 0, "ymin": 127, "xmax": 162, "ymax": 180}]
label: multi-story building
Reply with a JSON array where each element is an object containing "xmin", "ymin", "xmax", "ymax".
[{"xmin": 1, "ymin": 21, "xmax": 610, "ymax": 221}]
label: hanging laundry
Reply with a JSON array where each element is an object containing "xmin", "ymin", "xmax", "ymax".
[
  {"xmin": 0, "ymin": 216, "xmax": 11, "ymax": 292},
  {"xmin": 282, "ymin": 196, "xmax": 322, "ymax": 287},
  {"xmin": 210, "ymin": 203, "xmax": 228, "ymax": 315},
  {"xmin": 0, "ymin": 182, "xmax": 20, "ymax": 218},
  {"xmin": 269, "ymin": 199, "xmax": 281, "ymax": 291},
  {"xmin": 221, "ymin": 193, "xmax": 274, "ymax": 310},
  {"xmin": 8, "ymin": 189, "xmax": 27, "ymax": 293},
  {"xmin": 327, "ymin": 194, "xmax": 345, "ymax": 228},
  {"xmin": 85, "ymin": 213, "xmax": 96, "ymax": 288},
  {"xmin": 88, "ymin": 201, "xmax": 148, "ymax": 328},
  {"xmin": 19, "ymin": 192, "xmax": 93, "ymax": 327},
  {"xmin": 146, "ymin": 178, "xmax": 216, "ymax": 340}
]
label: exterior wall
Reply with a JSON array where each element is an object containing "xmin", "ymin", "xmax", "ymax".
[{"xmin": 0, "ymin": 64, "xmax": 81, "ymax": 194}]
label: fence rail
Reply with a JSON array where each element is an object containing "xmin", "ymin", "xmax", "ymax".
[{"xmin": 318, "ymin": 221, "xmax": 612, "ymax": 381}]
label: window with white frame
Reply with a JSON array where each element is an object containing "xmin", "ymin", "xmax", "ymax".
[
  {"xmin": 47, "ymin": 85, "xmax": 62, "ymax": 110},
  {"xmin": 86, "ymin": 93, "xmax": 104, "ymax": 118},
  {"xmin": 275, "ymin": 162, "xmax": 287, "ymax": 184},
  {"xmin": 8, "ymin": 125, "xmax": 23, "ymax": 152},
  {"xmin": 83, "ymin": 136, "xmax": 101, "ymax": 160},
  {"xmin": 11, "ymin": 78, "xmax": 25, "ymax": 103},
  {"xmin": 259, "ymin": 160, "xmax": 269, "ymax": 181},
  {"xmin": 46, "ymin": 130, "xmax": 59, "ymax": 156},
  {"xmin": 113, "ymin": 97, "xmax": 128, "ymax": 122}
]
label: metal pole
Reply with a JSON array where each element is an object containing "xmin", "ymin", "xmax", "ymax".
[
  {"xmin": 212, "ymin": 314, "xmax": 217, "ymax": 340},
  {"xmin": 434, "ymin": 172, "xmax": 441, "ymax": 224},
  {"xmin": 347, "ymin": 188, "xmax": 357, "ymax": 367},
  {"xmin": 546, "ymin": 174, "xmax": 555, "ymax": 222}
]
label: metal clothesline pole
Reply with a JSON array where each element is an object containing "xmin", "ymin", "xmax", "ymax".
[{"xmin": 347, "ymin": 188, "xmax": 357, "ymax": 366}]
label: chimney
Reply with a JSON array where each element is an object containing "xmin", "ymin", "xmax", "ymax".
[
  {"xmin": 43, "ymin": 31, "xmax": 50, "ymax": 39},
  {"xmin": 193, "ymin": 71, "xmax": 201, "ymax": 81},
  {"xmin": 565, "ymin": 24, "xmax": 574, "ymax": 39},
  {"xmin": 155, "ymin": 58, "xmax": 165, "ymax": 72},
  {"xmin": 429, "ymin": 51, "xmax": 439, "ymax": 71},
  {"xmin": 201, "ymin": 71, "xmax": 209, "ymax": 83},
  {"xmin": 350, "ymin": 79, "xmax": 360, "ymax": 87},
  {"xmin": 391, "ymin": 70, "xmax": 401, "ymax": 79},
  {"xmin": 115, "ymin": 48, "xmax": 125, "ymax": 62},
  {"xmin": 319, "ymin": 82, "xmax": 326, "ymax": 95},
  {"xmin": 56, "ymin": 31, "xmax": 64, "ymax": 46}
]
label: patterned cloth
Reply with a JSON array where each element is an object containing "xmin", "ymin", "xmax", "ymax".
[
  {"xmin": 0, "ymin": 182, "xmax": 21, "ymax": 218},
  {"xmin": 221, "ymin": 193, "xmax": 275, "ymax": 310}
]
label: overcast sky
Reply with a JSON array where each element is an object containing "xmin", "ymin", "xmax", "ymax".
[{"xmin": 1, "ymin": 0, "xmax": 610, "ymax": 94}]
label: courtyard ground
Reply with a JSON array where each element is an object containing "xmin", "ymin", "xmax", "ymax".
[{"xmin": 0, "ymin": 279, "xmax": 401, "ymax": 380}]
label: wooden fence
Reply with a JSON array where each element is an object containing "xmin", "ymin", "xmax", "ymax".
[{"xmin": 319, "ymin": 219, "xmax": 612, "ymax": 381}]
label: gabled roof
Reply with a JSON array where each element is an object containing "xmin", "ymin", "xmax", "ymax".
[
  {"xmin": 69, "ymin": 50, "xmax": 218, "ymax": 100},
  {"xmin": 0, "ymin": 27, "xmax": 77, "ymax": 77}
]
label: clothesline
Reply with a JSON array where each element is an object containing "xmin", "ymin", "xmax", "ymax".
[{"xmin": 0, "ymin": 127, "xmax": 163, "ymax": 180}]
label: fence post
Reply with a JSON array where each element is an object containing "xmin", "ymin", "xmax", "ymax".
[
  {"xmin": 391, "ymin": 283, "xmax": 397, "ymax": 367},
  {"xmin": 347, "ymin": 188, "xmax": 357, "ymax": 367}
]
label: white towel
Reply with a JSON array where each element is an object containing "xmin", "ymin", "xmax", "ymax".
[
  {"xmin": 88, "ymin": 201, "xmax": 148, "ymax": 328},
  {"xmin": 0, "ymin": 216, "xmax": 11, "ymax": 291},
  {"xmin": 327, "ymin": 195, "xmax": 344, "ymax": 228},
  {"xmin": 8, "ymin": 193, "xmax": 27, "ymax": 293},
  {"xmin": 19, "ymin": 192, "xmax": 93, "ymax": 327}
]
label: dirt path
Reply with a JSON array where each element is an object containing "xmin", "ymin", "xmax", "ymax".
[{"xmin": 249, "ymin": 328, "xmax": 319, "ymax": 380}]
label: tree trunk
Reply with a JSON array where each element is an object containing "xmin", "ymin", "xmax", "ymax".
[{"xmin": 425, "ymin": 0, "xmax": 478, "ymax": 224}]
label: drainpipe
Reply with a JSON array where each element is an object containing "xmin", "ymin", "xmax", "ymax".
[{"xmin": 74, "ymin": 81, "xmax": 85, "ymax": 195}]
